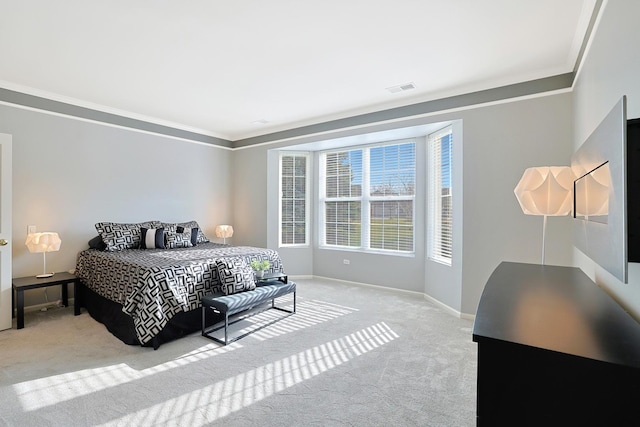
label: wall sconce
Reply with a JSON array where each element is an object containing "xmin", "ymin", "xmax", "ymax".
[
  {"xmin": 25, "ymin": 232, "xmax": 62, "ymax": 278},
  {"xmin": 215, "ymin": 225, "xmax": 234, "ymax": 244},
  {"xmin": 514, "ymin": 166, "xmax": 573, "ymax": 264}
]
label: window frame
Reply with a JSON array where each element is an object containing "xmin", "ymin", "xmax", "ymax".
[
  {"xmin": 279, "ymin": 151, "xmax": 310, "ymax": 248},
  {"xmin": 319, "ymin": 139, "xmax": 416, "ymax": 255}
]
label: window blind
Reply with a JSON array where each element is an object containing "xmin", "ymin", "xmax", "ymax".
[
  {"xmin": 280, "ymin": 153, "xmax": 308, "ymax": 246},
  {"xmin": 321, "ymin": 141, "xmax": 415, "ymax": 253},
  {"xmin": 428, "ymin": 126, "xmax": 453, "ymax": 264},
  {"xmin": 323, "ymin": 150, "xmax": 362, "ymax": 247},
  {"xmin": 369, "ymin": 143, "xmax": 415, "ymax": 252}
]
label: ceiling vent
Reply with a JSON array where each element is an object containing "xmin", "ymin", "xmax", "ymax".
[{"xmin": 386, "ymin": 82, "xmax": 416, "ymax": 94}]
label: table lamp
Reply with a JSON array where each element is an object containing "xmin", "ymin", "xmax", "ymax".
[
  {"xmin": 215, "ymin": 225, "xmax": 233, "ymax": 244},
  {"xmin": 25, "ymin": 232, "xmax": 62, "ymax": 278}
]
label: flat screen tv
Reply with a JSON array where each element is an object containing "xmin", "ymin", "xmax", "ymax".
[
  {"xmin": 571, "ymin": 96, "xmax": 627, "ymax": 283},
  {"xmin": 627, "ymin": 117, "xmax": 640, "ymax": 263}
]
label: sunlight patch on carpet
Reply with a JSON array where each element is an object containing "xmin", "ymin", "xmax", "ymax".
[
  {"xmin": 95, "ymin": 322, "xmax": 399, "ymax": 426},
  {"xmin": 12, "ymin": 297, "xmax": 358, "ymax": 412}
]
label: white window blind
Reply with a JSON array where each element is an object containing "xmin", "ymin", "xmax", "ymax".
[
  {"xmin": 369, "ymin": 143, "xmax": 415, "ymax": 252},
  {"xmin": 321, "ymin": 141, "xmax": 415, "ymax": 253},
  {"xmin": 323, "ymin": 150, "xmax": 362, "ymax": 248},
  {"xmin": 280, "ymin": 153, "xmax": 309, "ymax": 246},
  {"xmin": 428, "ymin": 126, "xmax": 453, "ymax": 264}
]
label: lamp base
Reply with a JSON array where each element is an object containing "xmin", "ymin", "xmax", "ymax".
[{"xmin": 36, "ymin": 273, "xmax": 54, "ymax": 279}]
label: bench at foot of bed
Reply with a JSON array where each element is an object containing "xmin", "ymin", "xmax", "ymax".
[{"xmin": 201, "ymin": 281, "xmax": 296, "ymax": 345}]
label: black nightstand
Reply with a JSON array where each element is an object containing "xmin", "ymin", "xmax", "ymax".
[{"xmin": 12, "ymin": 272, "xmax": 79, "ymax": 329}]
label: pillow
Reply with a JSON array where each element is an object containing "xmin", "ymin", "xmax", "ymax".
[
  {"xmin": 165, "ymin": 229, "xmax": 194, "ymax": 249},
  {"xmin": 88, "ymin": 235, "xmax": 107, "ymax": 251},
  {"xmin": 95, "ymin": 221, "xmax": 161, "ymax": 251},
  {"xmin": 216, "ymin": 257, "xmax": 256, "ymax": 295},
  {"xmin": 176, "ymin": 226, "xmax": 198, "ymax": 246},
  {"xmin": 140, "ymin": 227, "xmax": 165, "ymax": 249},
  {"xmin": 162, "ymin": 221, "xmax": 209, "ymax": 244}
]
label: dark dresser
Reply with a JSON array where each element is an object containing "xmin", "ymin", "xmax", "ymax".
[{"xmin": 473, "ymin": 262, "xmax": 640, "ymax": 426}]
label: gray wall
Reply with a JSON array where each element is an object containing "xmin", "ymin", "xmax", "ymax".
[
  {"xmin": 1, "ymin": 55, "xmax": 578, "ymax": 316},
  {"xmin": 1, "ymin": 105, "xmax": 233, "ymax": 307},
  {"xmin": 571, "ymin": 0, "xmax": 640, "ymax": 319},
  {"xmin": 459, "ymin": 95, "xmax": 574, "ymax": 314},
  {"xmin": 233, "ymin": 91, "xmax": 574, "ymax": 316}
]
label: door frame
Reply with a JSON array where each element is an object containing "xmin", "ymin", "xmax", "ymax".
[{"xmin": 0, "ymin": 134, "xmax": 12, "ymax": 331}]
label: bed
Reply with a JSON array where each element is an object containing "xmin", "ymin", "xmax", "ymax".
[{"xmin": 75, "ymin": 225, "xmax": 284, "ymax": 349}]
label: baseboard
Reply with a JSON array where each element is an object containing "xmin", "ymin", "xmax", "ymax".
[
  {"xmin": 423, "ymin": 293, "xmax": 475, "ymax": 321},
  {"xmin": 310, "ymin": 275, "xmax": 475, "ymax": 320},
  {"xmin": 20, "ymin": 297, "xmax": 75, "ymax": 315},
  {"xmin": 312, "ymin": 275, "xmax": 425, "ymax": 298},
  {"xmin": 289, "ymin": 274, "xmax": 314, "ymax": 280}
]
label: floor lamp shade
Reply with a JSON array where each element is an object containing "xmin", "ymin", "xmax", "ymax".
[
  {"xmin": 514, "ymin": 167, "xmax": 573, "ymax": 264},
  {"xmin": 514, "ymin": 166, "xmax": 574, "ymax": 216},
  {"xmin": 215, "ymin": 225, "xmax": 233, "ymax": 244},
  {"xmin": 25, "ymin": 232, "xmax": 61, "ymax": 278}
]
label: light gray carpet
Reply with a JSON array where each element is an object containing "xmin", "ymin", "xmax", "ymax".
[{"xmin": 0, "ymin": 278, "xmax": 477, "ymax": 426}]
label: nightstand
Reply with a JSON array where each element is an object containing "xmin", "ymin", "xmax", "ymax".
[{"xmin": 12, "ymin": 272, "xmax": 79, "ymax": 329}]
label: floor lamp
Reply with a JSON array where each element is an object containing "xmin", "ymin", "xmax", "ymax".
[{"xmin": 514, "ymin": 166, "xmax": 573, "ymax": 265}]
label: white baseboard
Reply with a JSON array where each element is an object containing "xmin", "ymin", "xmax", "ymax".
[
  {"xmin": 312, "ymin": 275, "xmax": 425, "ymax": 298},
  {"xmin": 310, "ymin": 275, "xmax": 475, "ymax": 320},
  {"xmin": 289, "ymin": 274, "xmax": 314, "ymax": 280},
  {"xmin": 20, "ymin": 297, "xmax": 76, "ymax": 315}
]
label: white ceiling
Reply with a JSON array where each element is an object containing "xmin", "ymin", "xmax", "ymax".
[{"xmin": 0, "ymin": 0, "xmax": 596, "ymax": 141}]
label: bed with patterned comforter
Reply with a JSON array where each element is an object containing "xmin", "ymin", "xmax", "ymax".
[{"xmin": 75, "ymin": 243, "xmax": 283, "ymax": 347}]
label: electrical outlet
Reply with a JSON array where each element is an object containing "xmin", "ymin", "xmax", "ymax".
[
  {"xmin": 28, "ymin": 225, "xmax": 36, "ymax": 234},
  {"xmin": 343, "ymin": 259, "xmax": 350, "ymax": 265}
]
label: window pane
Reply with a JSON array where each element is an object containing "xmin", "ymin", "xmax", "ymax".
[
  {"xmin": 370, "ymin": 200, "xmax": 413, "ymax": 252},
  {"xmin": 282, "ymin": 200, "xmax": 293, "ymax": 221},
  {"xmin": 369, "ymin": 142, "xmax": 415, "ymax": 197},
  {"xmin": 325, "ymin": 201, "xmax": 361, "ymax": 247},
  {"xmin": 294, "ymin": 156, "xmax": 306, "ymax": 175},
  {"xmin": 281, "ymin": 223, "xmax": 293, "ymax": 245},
  {"xmin": 282, "ymin": 156, "xmax": 294, "ymax": 176},
  {"xmin": 294, "ymin": 200, "xmax": 305, "ymax": 221},
  {"xmin": 294, "ymin": 176, "xmax": 305, "ymax": 199},
  {"xmin": 282, "ymin": 176, "xmax": 293, "ymax": 198},
  {"xmin": 326, "ymin": 176, "xmax": 337, "ymax": 198},
  {"xmin": 294, "ymin": 224, "xmax": 306, "ymax": 244}
]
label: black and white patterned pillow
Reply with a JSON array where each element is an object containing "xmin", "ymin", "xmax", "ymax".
[
  {"xmin": 216, "ymin": 257, "xmax": 256, "ymax": 295},
  {"xmin": 165, "ymin": 229, "xmax": 194, "ymax": 249},
  {"xmin": 163, "ymin": 221, "xmax": 209, "ymax": 244},
  {"xmin": 95, "ymin": 221, "xmax": 161, "ymax": 251},
  {"xmin": 176, "ymin": 226, "xmax": 198, "ymax": 246},
  {"xmin": 140, "ymin": 227, "xmax": 165, "ymax": 249}
]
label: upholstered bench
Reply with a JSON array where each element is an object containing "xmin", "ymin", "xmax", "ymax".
[{"xmin": 201, "ymin": 281, "xmax": 296, "ymax": 345}]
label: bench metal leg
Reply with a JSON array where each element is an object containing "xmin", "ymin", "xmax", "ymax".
[{"xmin": 224, "ymin": 313, "xmax": 229, "ymax": 345}]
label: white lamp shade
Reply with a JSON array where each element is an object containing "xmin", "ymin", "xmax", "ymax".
[
  {"xmin": 215, "ymin": 225, "xmax": 234, "ymax": 239},
  {"xmin": 514, "ymin": 166, "xmax": 574, "ymax": 216},
  {"xmin": 25, "ymin": 232, "xmax": 62, "ymax": 253}
]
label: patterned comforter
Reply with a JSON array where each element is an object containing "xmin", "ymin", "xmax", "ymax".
[{"xmin": 75, "ymin": 243, "xmax": 283, "ymax": 345}]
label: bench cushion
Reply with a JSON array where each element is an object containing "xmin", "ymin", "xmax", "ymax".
[{"xmin": 202, "ymin": 281, "xmax": 296, "ymax": 316}]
